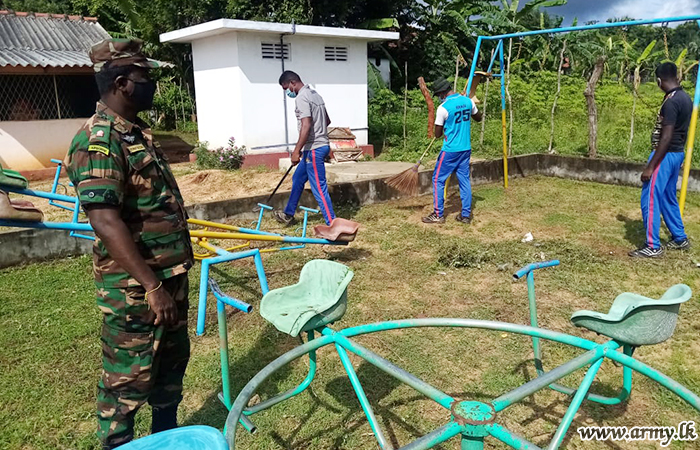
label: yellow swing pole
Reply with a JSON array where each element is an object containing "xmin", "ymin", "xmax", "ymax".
[{"xmin": 678, "ymin": 69, "xmax": 700, "ymax": 216}]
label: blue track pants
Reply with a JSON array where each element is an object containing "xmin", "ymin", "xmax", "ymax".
[
  {"xmin": 432, "ymin": 150, "xmax": 472, "ymax": 217},
  {"xmin": 284, "ymin": 145, "xmax": 335, "ymax": 225},
  {"xmin": 641, "ymin": 151, "xmax": 687, "ymax": 249}
]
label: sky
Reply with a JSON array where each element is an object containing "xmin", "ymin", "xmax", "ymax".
[{"xmin": 544, "ymin": 0, "xmax": 700, "ymax": 26}]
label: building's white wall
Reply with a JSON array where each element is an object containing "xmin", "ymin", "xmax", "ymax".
[
  {"xmin": 0, "ymin": 118, "xmax": 85, "ymax": 170},
  {"xmin": 369, "ymin": 57, "xmax": 391, "ymax": 89},
  {"xmin": 236, "ymin": 32, "xmax": 292, "ymax": 151},
  {"xmin": 193, "ymin": 31, "xmax": 370, "ymax": 152},
  {"xmin": 191, "ymin": 33, "xmax": 244, "ymax": 149}
]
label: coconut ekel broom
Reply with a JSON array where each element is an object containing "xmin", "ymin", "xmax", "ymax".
[{"xmin": 385, "ymin": 138, "xmax": 436, "ymax": 195}]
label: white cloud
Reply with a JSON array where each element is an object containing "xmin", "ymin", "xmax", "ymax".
[{"xmin": 604, "ymin": 0, "xmax": 700, "ymax": 21}]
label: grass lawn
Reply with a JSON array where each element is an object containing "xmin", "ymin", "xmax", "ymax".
[{"xmin": 1, "ymin": 176, "xmax": 700, "ymax": 450}]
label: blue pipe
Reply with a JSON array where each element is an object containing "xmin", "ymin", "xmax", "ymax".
[
  {"xmin": 3, "ymin": 186, "xmax": 77, "ymax": 204},
  {"xmin": 486, "ymin": 40, "xmax": 503, "ymax": 73},
  {"xmin": 465, "ymin": 36, "xmax": 484, "ymax": 101},
  {"xmin": 48, "ymin": 160, "xmax": 76, "ymax": 212},
  {"xmin": 482, "ymin": 15, "xmax": 700, "ymax": 41},
  {"xmin": 196, "ymin": 249, "xmax": 262, "ymax": 335},
  {"xmin": 513, "ymin": 260, "xmax": 560, "ymax": 280},
  {"xmin": 210, "ymin": 286, "xmax": 253, "ymax": 313},
  {"xmin": 253, "ymin": 251, "xmax": 270, "ymax": 295},
  {"xmin": 255, "ymin": 204, "xmax": 273, "ymax": 231},
  {"xmin": 69, "ymin": 198, "xmax": 95, "ymax": 241},
  {"xmin": 499, "ymin": 39, "xmax": 506, "ymax": 136},
  {"xmin": 0, "ymin": 220, "xmax": 93, "ymax": 231}
]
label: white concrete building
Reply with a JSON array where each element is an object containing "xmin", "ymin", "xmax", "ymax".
[{"xmin": 160, "ymin": 20, "xmax": 399, "ymax": 162}]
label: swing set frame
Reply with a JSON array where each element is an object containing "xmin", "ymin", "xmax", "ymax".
[{"xmin": 466, "ymin": 14, "xmax": 700, "ymax": 216}]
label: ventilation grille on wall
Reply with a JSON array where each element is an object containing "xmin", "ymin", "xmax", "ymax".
[
  {"xmin": 324, "ymin": 46, "xmax": 348, "ymax": 61},
  {"xmin": 261, "ymin": 42, "xmax": 290, "ymax": 60}
]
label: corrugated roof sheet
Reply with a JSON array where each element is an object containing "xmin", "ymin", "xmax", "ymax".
[{"xmin": 0, "ymin": 11, "xmax": 110, "ymax": 68}]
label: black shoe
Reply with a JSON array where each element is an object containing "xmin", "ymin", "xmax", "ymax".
[
  {"xmin": 666, "ymin": 238, "xmax": 690, "ymax": 251},
  {"xmin": 273, "ymin": 210, "xmax": 296, "ymax": 226},
  {"xmin": 628, "ymin": 246, "xmax": 664, "ymax": 258},
  {"xmin": 422, "ymin": 212, "xmax": 445, "ymax": 224},
  {"xmin": 455, "ymin": 214, "xmax": 472, "ymax": 224},
  {"xmin": 152, "ymin": 405, "xmax": 178, "ymax": 434}
]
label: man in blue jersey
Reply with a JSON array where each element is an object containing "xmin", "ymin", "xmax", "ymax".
[
  {"xmin": 423, "ymin": 78, "xmax": 482, "ymax": 224},
  {"xmin": 629, "ymin": 62, "xmax": 691, "ymax": 258}
]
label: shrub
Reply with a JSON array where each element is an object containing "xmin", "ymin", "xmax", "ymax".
[{"xmin": 194, "ymin": 137, "xmax": 246, "ymax": 170}]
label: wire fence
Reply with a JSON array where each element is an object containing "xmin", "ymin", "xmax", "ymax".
[{"xmin": 0, "ymin": 74, "xmax": 98, "ymax": 121}]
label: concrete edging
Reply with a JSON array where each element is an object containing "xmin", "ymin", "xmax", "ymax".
[{"xmin": 1, "ymin": 154, "xmax": 699, "ymax": 268}]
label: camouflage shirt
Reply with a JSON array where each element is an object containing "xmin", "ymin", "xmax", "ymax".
[{"xmin": 66, "ymin": 102, "xmax": 193, "ymax": 286}]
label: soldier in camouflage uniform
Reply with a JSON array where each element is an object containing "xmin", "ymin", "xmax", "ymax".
[{"xmin": 65, "ymin": 39, "xmax": 194, "ymax": 449}]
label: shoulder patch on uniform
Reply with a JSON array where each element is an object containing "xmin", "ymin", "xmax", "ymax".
[
  {"xmin": 89, "ymin": 119, "xmax": 112, "ymax": 145},
  {"xmin": 153, "ymin": 141, "xmax": 162, "ymax": 148},
  {"xmin": 127, "ymin": 144, "xmax": 146, "ymax": 153},
  {"xmin": 88, "ymin": 144, "xmax": 110, "ymax": 156}
]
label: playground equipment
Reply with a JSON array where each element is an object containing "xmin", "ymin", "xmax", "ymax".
[
  {"xmin": 0, "ymin": 160, "xmax": 356, "ymax": 421},
  {"xmin": 3, "ymin": 163, "xmax": 698, "ymax": 449},
  {"xmin": 209, "ymin": 259, "xmax": 698, "ymax": 450},
  {"xmin": 465, "ymin": 14, "xmax": 700, "ymax": 210}
]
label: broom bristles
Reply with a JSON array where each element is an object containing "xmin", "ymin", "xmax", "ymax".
[{"xmin": 385, "ymin": 163, "xmax": 420, "ymax": 195}]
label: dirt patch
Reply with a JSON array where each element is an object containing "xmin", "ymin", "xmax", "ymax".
[{"xmin": 175, "ymin": 168, "xmax": 293, "ymax": 204}]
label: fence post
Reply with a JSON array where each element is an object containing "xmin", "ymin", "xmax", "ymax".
[{"xmin": 52, "ymin": 75, "xmax": 61, "ymax": 120}]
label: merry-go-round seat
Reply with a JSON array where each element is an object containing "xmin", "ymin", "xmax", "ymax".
[
  {"xmin": 570, "ymin": 284, "xmax": 692, "ymax": 346},
  {"xmin": 260, "ymin": 260, "xmax": 354, "ymax": 337}
]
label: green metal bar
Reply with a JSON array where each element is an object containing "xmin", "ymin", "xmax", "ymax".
[
  {"xmin": 400, "ymin": 422, "xmax": 464, "ymax": 450},
  {"xmin": 526, "ymin": 272, "xmax": 542, "ymax": 372},
  {"xmin": 461, "ymin": 436, "xmax": 484, "ymax": 450},
  {"xmin": 492, "ymin": 346, "xmax": 607, "ymax": 412},
  {"xmin": 244, "ymin": 330, "xmax": 318, "ymax": 415},
  {"xmin": 330, "ymin": 330, "xmax": 454, "ymax": 410},
  {"xmin": 217, "ymin": 299, "xmax": 232, "ymax": 409},
  {"xmin": 516, "ymin": 261, "xmax": 631, "ymax": 405},
  {"xmin": 547, "ymin": 358, "xmax": 604, "ymax": 449},
  {"xmin": 621, "ymin": 345, "xmax": 633, "ymax": 401},
  {"xmin": 605, "ymin": 347, "xmax": 700, "ymax": 411},
  {"xmin": 339, "ymin": 319, "xmax": 600, "ymax": 353},
  {"xmin": 487, "ymin": 423, "xmax": 543, "ymax": 450},
  {"xmin": 224, "ymin": 334, "xmax": 337, "ymax": 445},
  {"xmin": 223, "ymin": 318, "xmax": 700, "ymax": 449},
  {"xmin": 335, "ymin": 343, "xmax": 391, "ymax": 450}
]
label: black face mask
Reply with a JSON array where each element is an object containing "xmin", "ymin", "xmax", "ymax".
[{"xmin": 129, "ymin": 79, "xmax": 157, "ymax": 111}]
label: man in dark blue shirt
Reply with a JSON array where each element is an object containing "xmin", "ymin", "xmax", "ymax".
[{"xmin": 629, "ymin": 62, "xmax": 692, "ymax": 258}]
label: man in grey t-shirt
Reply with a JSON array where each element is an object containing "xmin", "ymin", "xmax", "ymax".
[{"xmin": 274, "ymin": 71, "xmax": 336, "ymax": 226}]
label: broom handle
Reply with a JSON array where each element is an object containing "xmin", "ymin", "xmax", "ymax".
[
  {"xmin": 416, "ymin": 138, "xmax": 437, "ymax": 164},
  {"xmin": 265, "ymin": 165, "xmax": 294, "ymax": 203}
]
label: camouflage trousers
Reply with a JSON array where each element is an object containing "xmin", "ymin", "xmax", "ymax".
[{"xmin": 96, "ymin": 273, "xmax": 190, "ymax": 448}]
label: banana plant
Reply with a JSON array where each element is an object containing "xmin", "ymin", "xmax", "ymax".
[
  {"xmin": 627, "ymin": 40, "xmax": 659, "ymax": 156},
  {"xmin": 486, "ymin": 0, "xmax": 568, "ymax": 155},
  {"xmin": 675, "ymin": 49, "xmax": 699, "ymax": 82}
]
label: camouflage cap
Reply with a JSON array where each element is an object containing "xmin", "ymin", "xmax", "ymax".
[{"xmin": 89, "ymin": 38, "xmax": 173, "ymax": 72}]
